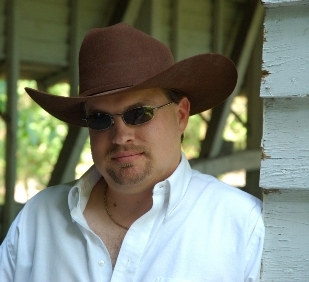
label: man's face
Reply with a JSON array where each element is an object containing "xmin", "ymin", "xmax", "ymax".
[{"xmin": 84, "ymin": 88, "xmax": 190, "ymax": 193}]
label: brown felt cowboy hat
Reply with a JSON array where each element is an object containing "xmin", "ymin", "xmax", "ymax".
[{"xmin": 25, "ymin": 22, "xmax": 237, "ymax": 127}]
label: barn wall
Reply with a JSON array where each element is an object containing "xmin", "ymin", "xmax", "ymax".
[
  {"xmin": 0, "ymin": 0, "xmax": 6, "ymax": 61},
  {"xmin": 1, "ymin": 0, "xmax": 244, "ymax": 79},
  {"xmin": 19, "ymin": 0, "xmax": 69, "ymax": 66},
  {"xmin": 260, "ymin": 1, "xmax": 309, "ymax": 280}
]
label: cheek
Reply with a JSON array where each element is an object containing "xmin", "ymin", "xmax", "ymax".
[
  {"xmin": 148, "ymin": 117, "xmax": 181, "ymax": 148},
  {"xmin": 89, "ymin": 132, "xmax": 108, "ymax": 159}
]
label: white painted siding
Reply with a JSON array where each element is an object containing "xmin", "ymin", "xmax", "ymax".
[
  {"xmin": 261, "ymin": 1, "xmax": 309, "ymax": 280},
  {"xmin": 261, "ymin": 5, "xmax": 309, "ymax": 98},
  {"xmin": 263, "ymin": 189, "xmax": 309, "ymax": 280}
]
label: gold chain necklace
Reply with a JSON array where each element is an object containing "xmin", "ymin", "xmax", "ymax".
[{"xmin": 103, "ymin": 185, "xmax": 129, "ymax": 230}]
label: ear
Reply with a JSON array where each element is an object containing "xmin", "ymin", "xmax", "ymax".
[{"xmin": 176, "ymin": 97, "xmax": 190, "ymax": 134}]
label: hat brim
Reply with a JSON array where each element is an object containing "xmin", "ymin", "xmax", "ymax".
[{"xmin": 25, "ymin": 53, "xmax": 237, "ymax": 127}]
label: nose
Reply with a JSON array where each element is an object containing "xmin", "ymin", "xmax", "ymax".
[{"xmin": 111, "ymin": 115, "xmax": 135, "ymax": 145}]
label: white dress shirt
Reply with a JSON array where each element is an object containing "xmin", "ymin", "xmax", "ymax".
[{"xmin": 0, "ymin": 153, "xmax": 264, "ymax": 282}]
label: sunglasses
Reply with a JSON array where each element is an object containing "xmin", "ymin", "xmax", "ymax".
[{"xmin": 83, "ymin": 101, "xmax": 174, "ymax": 131}]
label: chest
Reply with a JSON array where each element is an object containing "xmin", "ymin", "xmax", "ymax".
[{"xmin": 90, "ymin": 224, "xmax": 127, "ymax": 267}]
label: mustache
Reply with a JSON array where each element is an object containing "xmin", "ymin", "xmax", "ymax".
[{"xmin": 106, "ymin": 144, "xmax": 149, "ymax": 156}]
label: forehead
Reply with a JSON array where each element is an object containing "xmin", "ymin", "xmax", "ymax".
[{"xmin": 84, "ymin": 88, "xmax": 166, "ymax": 111}]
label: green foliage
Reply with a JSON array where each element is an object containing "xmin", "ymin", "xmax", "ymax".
[
  {"xmin": 0, "ymin": 80, "xmax": 69, "ymax": 201},
  {"xmin": 223, "ymin": 97, "xmax": 247, "ymax": 151},
  {"xmin": 182, "ymin": 114, "xmax": 205, "ymax": 159},
  {"xmin": 16, "ymin": 81, "xmax": 68, "ymax": 190}
]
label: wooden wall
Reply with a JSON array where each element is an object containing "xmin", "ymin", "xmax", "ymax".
[
  {"xmin": 260, "ymin": 0, "xmax": 309, "ymax": 280},
  {"xmin": 0, "ymin": 0, "xmax": 6, "ymax": 62},
  {"xmin": 1, "ymin": 0, "xmax": 243, "ymax": 78}
]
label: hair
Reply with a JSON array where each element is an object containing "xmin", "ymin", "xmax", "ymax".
[{"xmin": 163, "ymin": 88, "xmax": 186, "ymax": 143}]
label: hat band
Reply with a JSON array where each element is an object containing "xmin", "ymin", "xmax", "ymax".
[{"xmin": 81, "ymin": 84, "xmax": 134, "ymax": 97}]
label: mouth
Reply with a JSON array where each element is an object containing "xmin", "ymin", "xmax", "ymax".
[{"xmin": 110, "ymin": 151, "xmax": 144, "ymax": 163}]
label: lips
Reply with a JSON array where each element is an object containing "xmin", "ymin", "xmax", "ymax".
[{"xmin": 110, "ymin": 151, "xmax": 144, "ymax": 163}]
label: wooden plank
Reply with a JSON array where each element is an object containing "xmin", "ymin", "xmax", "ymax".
[
  {"xmin": 158, "ymin": 0, "xmax": 173, "ymax": 47},
  {"xmin": 213, "ymin": 0, "xmax": 225, "ymax": 53},
  {"xmin": 79, "ymin": 0, "xmax": 109, "ymax": 10},
  {"xmin": 262, "ymin": 97, "xmax": 309, "ymax": 159},
  {"xmin": 2, "ymin": 0, "xmax": 20, "ymax": 240},
  {"xmin": 246, "ymin": 24, "xmax": 263, "ymax": 200},
  {"xmin": 0, "ymin": 10, "xmax": 6, "ymax": 59},
  {"xmin": 190, "ymin": 149, "xmax": 261, "ymax": 176},
  {"xmin": 134, "ymin": 0, "xmax": 152, "ymax": 34},
  {"xmin": 150, "ymin": 0, "xmax": 163, "ymax": 41},
  {"xmin": 262, "ymin": 189, "xmax": 309, "ymax": 281},
  {"xmin": 20, "ymin": 38, "xmax": 68, "ymax": 66},
  {"xmin": 173, "ymin": 0, "xmax": 212, "ymax": 61},
  {"xmin": 0, "ymin": 15, "xmax": 5, "ymax": 30},
  {"xmin": 0, "ymin": 0, "xmax": 5, "ymax": 14},
  {"xmin": 122, "ymin": 0, "xmax": 144, "ymax": 25},
  {"xmin": 262, "ymin": 0, "xmax": 309, "ymax": 8},
  {"xmin": 40, "ymin": 0, "xmax": 66, "ymax": 4},
  {"xmin": 0, "ymin": 35, "xmax": 5, "ymax": 59},
  {"xmin": 19, "ymin": 19, "xmax": 68, "ymax": 43},
  {"xmin": 261, "ymin": 5, "xmax": 309, "ymax": 98},
  {"xmin": 79, "ymin": 0, "xmax": 111, "ymax": 30},
  {"xmin": 260, "ymin": 159, "xmax": 309, "ymax": 189},
  {"xmin": 48, "ymin": 127, "xmax": 89, "ymax": 186},
  {"xmin": 180, "ymin": 0, "xmax": 209, "ymax": 13},
  {"xmin": 19, "ymin": 0, "xmax": 68, "ymax": 24}
]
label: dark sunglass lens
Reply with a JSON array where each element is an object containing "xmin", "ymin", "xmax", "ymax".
[
  {"xmin": 87, "ymin": 113, "xmax": 112, "ymax": 130},
  {"xmin": 123, "ymin": 107, "xmax": 154, "ymax": 125}
]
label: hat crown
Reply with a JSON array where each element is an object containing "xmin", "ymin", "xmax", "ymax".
[{"xmin": 79, "ymin": 23, "xmax": 174, "ymax": 96}]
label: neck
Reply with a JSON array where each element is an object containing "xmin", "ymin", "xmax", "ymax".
[{"xmin": 100, "ymin": 179, "xmax": 153, "ymax": 227}]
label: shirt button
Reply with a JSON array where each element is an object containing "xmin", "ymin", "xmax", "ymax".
[{"xmin": 98, "ymin": 260, "xmax": 105, "ymax": 267}]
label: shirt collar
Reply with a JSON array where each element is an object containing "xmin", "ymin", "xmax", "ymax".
[
  {"xmin": 68, "ymin": 165, "xmax": 101, "ymax": 213},
  {"xmin": 68, "ymin": 151, "xmax": 193, "ymax": 217},
  {"xmin": 162, "ymin": 151, "xmax": 193, "ymax": 216}
]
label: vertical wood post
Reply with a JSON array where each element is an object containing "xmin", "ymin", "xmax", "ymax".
[
  {"xmin": 260, "ymin": 1, "xmax": 309, "ymax": 280},
  {"xmin": 48, "ymin": 0, "xmax": 89, "ymax": 186},
  {"xmin": 245, "ymin": 24, "xmax": 263, "ymax": 200},
  {"xmin": 2, "ymin": 0, "xmax": 20, "ymax": 239}
]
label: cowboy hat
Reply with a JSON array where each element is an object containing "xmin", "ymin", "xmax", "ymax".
[{"xmin": 25, "ymin": 22, "xmax": 237, "ymax": 127}]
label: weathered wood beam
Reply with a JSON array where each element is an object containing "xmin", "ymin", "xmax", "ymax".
[
  {"xmin": 150, "ymin": 0, "xmax": 163, "ymax": 40},
  {"xmin": 122, "ymin": 0, "xmax": 145, "ymax": 25},
  {"xmin": 48, "ymin": 126, "xmax": 88, "ymax": 186},
  {"xmin": 245, "ymin": 22, "xmax": 263, "ymax": 200},
  {"xmin": 190, "ymin": 149, "xmax": 261, "ymax": 176},
  {"xmin": 171, "ymin": 0, "xmax": 181, "ymax": 61},
  {"xmin": 200, "ymin": 0, "xmax": 264, "ymax": 158},
  {"xmin": 2, "ymin": 0, "xmax": 20, "ymax": 239},
  {"xmin": 108, "ymin": 0, "xmax": 131, "ymax": 26},
  {"xmin": 38, "ymin": 68, "xmax": 69, "ymax": 88},
  {"xmin": 212, "ymin": 0, "xmax": 225, "ymax": 53},
  {"xmin": 47, "ymin": 0, "xmax": 88, "ymax": 185}
]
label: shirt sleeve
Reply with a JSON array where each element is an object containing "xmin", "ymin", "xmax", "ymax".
[
  {"xmin": 244, "ymin": 207, "xmax": 265, "ymax": 282},
  {"xmin": 0, "ymin": 214, "xmax": 20, "ymax": 282}
]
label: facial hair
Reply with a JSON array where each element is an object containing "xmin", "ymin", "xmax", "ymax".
[{"xmin": 105, "ymin": 145, "xmax": 152, "ymax": 186}]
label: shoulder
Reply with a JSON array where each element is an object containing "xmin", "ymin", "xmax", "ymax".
[
  {"xmin": 189, "ymin": 169, "xmax": 262, "ymax": 217},
  {"xmin": 14, "ymin": 180, "xmax": 77, "ymax": 226},
  {"xmin": 24, "ymin": 180, "xmax": 75, "ymax": 210},
  {"xmin": 3, "ymin": 181, "xmax": 78, "ymax": 245}
]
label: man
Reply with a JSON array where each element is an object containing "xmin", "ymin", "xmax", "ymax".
[{"xmin": 0, "ymin": 23, "xmax": 264, "ymax": 281}]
